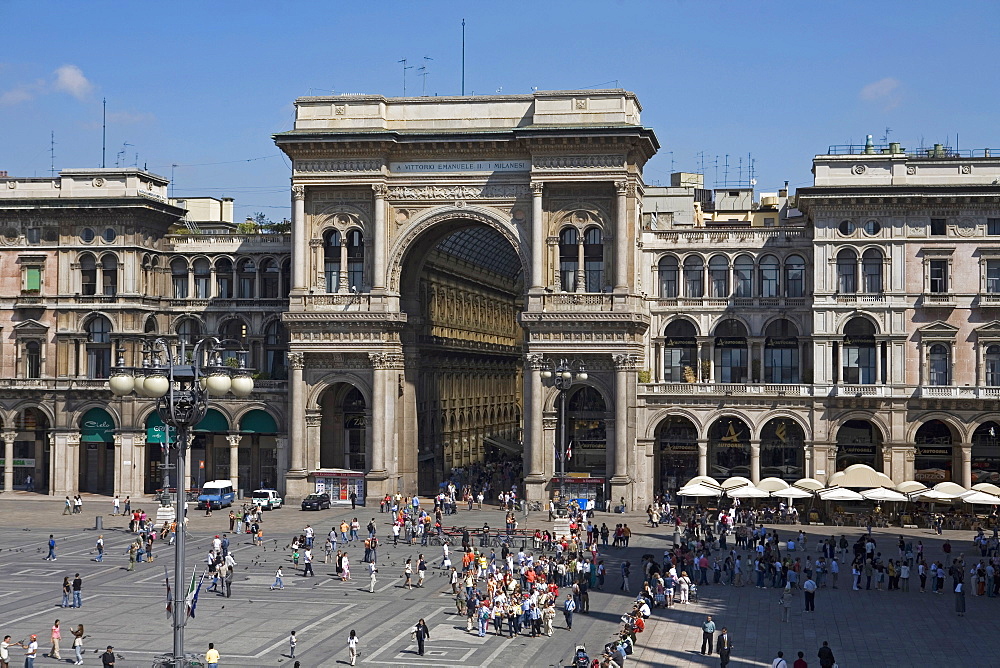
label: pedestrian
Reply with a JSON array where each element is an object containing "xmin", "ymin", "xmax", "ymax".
[
  {"xmin": 48, "ymin": 620, "xmax": 61, "ymax": 660},
  {"xmin": 817, "ymin": 641, "xmax": 836, "ymax": 668},
  {"xmin": 60, "ymin": 577, "xmax": 71, "ymax": 608},
  {"xmin": 369, "ymin": 561, "xmax": 378, "ymax": 593},
  {"xmin": 717, "ymin": 627, "xmax": 732, "ymax": 668},
  {"xmin": 563, "ymin": 593, "xmax": 576, "ymax": 630},
  {"xmin": 70, "ymin": 625, "xmax": 84, "ymax": 665},
  {"xmin": 802, "ymin": 576, "xmax": 816, "ymax": 612},
  {"xmin": 417, "ymin": 554, "xmax": 427, "ymax": 587},
  {"xmin": 347, "ymin": 630, "xmax": 359, "ymax": 666},
  {"xmin": 270, "ymin": 566, "xmax": 284, "ymax": 590},
  {"xmin": 95, "ymin": 535, "xmax": 104, "ymax": 562},
  {"xmin": 72, "ymin": 573, "xmax": 83, "ymax": 608},
  {"xmin": 45, "ymin": 535, "xmax": 56, "ymax": 561},
  {"xmin": 404, "ymin": 558, "xmax": 413, "ymax": 589},
  {"xmin": 701, "ymin": 615, "xmax": 715, "ymax": 655},
  {"xmin": 113, "ymin": 495, "xmax": 121, "ymax": 516},
  {"xmin": 780, "ymin": 583, "xmax": 793, "ymax": 622},
  {"xmin": 2, "ymin": 633, "xmax": 12, "ymax": 668},
  {"xmin": 74, "ymin": 495, "xmax": 83, "ymax": 514},
  {"xmin": 350, "ymin": 490, "xmax": 357, "ymax": 510},
  {"xmin": 302, "ymin": 548, "xmax": 314, "ymax": 577},
  {"xmin": 63, "ymin": 497, "xmax": 72, "ymax": 515},
  {"xmin": 205, "ymin": 643, "xmax": 219, "ymax": 668},
  {"xmin": 23, "ymin": 635, "xmax": 37, "ymax": 668},
  {"xmin": 288, "ymin": 631, "xmax": 297, "ymax": 658},
  {"xmin": 771, "ymin": 651, "xmax": 788, "ymax": 668},
  {"xmin": 793, "ymin": 651, "xmax": 808, "ymax": 668},
  {"xmin": 413, "ymin": 619, "xmax": 430, "ymax": 656},
  {"xmin": 621, "ymin": 560, "xmax": 631, "ymax": 592},
  {"xmin": 955, "ymin": 582, "xmax": 966, "ymax": 616},
  {"xmin": 99, "ymin": 645, "xmax": 115, "ymax": 668}
]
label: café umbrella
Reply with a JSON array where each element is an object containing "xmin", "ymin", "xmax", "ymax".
[
  {"xmin": 817, "ymin": 487, "xmax": 864, "ymax": 502},
  {"xmin": 771, "ymin": 487, "xmax": 814, "ymax": 500},
  {"xmin": 677, "ymin": 483, "xmax": 723, "ymax": 498},
  {"xmin": 959, "ymin": 490, "xmax": 1000, "ymax": 505},
  {"xmin": 860, "ymin": 487, "xmax": 908, "ymax": 502},
  {"xmin": 726, "ymin": 485, "xmax": 769, "ymax": 499}
]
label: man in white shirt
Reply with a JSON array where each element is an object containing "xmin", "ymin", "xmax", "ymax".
[
  {"xmin": 803, "ymin": 576, "xmax": 817, "ymax": 612},
  {"xmin": 830, "ymin": 558, "xmax": 839, "ymax": 588},
  {"xmin": 1, "ymin": 634, "xmax": 13, "ymax": 667},
  {"xmin": 771, "ymin": 651, "xmax": 787, "ymax": 668},
  {"xmin": 24, "ymin": 634, "xmax": 38, "ymax": 668}
]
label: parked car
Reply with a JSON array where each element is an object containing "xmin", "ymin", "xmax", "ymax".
[
  {"xmin": 251, "ymin": 489, "xmax": 283, "ymax": 510},
  {"xmin": 301, "ymin": 493, "xmax": 331, "ymax": 511}
]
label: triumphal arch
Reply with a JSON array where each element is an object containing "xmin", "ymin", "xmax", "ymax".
[{"xmin": 274, "ymin": 90, "xmax": 657, "ymax": 507}]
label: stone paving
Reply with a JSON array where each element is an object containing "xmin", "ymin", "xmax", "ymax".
[{"xmin": 0, "ymin": 492, "xmax": 994, "ymax": 667}]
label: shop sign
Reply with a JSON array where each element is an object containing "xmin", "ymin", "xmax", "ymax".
[
  {"xmin": 0, "ymin": 458, "xmax": 35, "ymax": 467},
  {"xmin": 664, "ymin": 337, "xmax": 697, "ymax": 347},
  {"xmin": 715, "ymin": 337, "xmax": 747, "ymax": 348}
]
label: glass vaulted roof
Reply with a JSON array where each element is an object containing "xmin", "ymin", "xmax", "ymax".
[{"xmin": 435, "ymin": 226, "xmax": 522, "ymax": 278}]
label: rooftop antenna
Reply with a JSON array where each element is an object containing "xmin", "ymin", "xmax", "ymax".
[
  {"xmin": 170, "ymin": 163, "xmax": 177, "ymax": 198},
  {"xmin": 712, "ymin": 155, "xmax": 719, "ymax": 188},
  {"xmin": 667, "ymin": 151, "xmax": 675, "ymax": 173},
  {"xmin": 101, "ymin": 97, "xmax": 107, "ymax": 168},
  {"xmin": 880, "ymin": 126, "xmax": 893, "ymax": 144},
  {"xmin": 397, "ymin": 58, "xmax": 413, "ymax": 96},
  {"xmin": 723, "ymin": 154, "xmax": 730, "ymax": 187},
  {"xmin": 461, "ymin": 18, "xmax": 466, "ymax": 95},
  {"xmin": 696, "ymin": 151, "xmax": 705, "ymax": 177},
  {"xmin": 418, "ymin": 56, "xmax": 433, "ymax": 96},
  {"xmin": 738, "ymin": 156, "xmax": 743, "ymax": 184},
  {"xmin": 49, "ymin": 131, "xmax": 56, "ymax": 176},
  {"xmin": 115, "ymin": 141, "xmax": 132, "ymax": 167}
]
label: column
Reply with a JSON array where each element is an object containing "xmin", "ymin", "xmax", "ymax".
[
  {"xmin": 287, "ymin": 352, "xmax": 306, "ymax": 485},
  {"xmin": 961, "ymin": 443, "xmax": 973, "ymax": 489},
  {"xmin": 523, "ymin": 355, "xmax": 546, "ymax": 488},
  {"xmin": 875, "ymin": 339, "xmax": 883, "ymax": 384},
  {"xmin": 653, "ymin": 342, "xmax": 662, "ymax": 383},
  {"xmin": 575, "ymin": 236, "xmax": 586, "ymax": 293},
  {"xmin": 291, "ymin": 185, "xmax": 307, "ymax": 292},
  {"xmin": 227, "ymin": 434, "xmax": 242, "ymax": 492},
  {"xmin": 614, "ymin": 181, "xmax": 629, "ymax": 291},
  {"xmin": 697, "ymin": 440, "xmax": 708, "ymax": 477},
  {"xmin": 530, "ymin": 182, "xmax": 545, "ymax": 290},
  {"xmin": 2, "ymin": 430, "xmax": 15, "ymax": 492},
  {"xmin": 369, "ymin": 355, "xmax": 387, "ymax": 474},
  {"xmin": 372, "ymin": 184, "xmax": 387, "ymax": 291},
  {"xmin": 612, "ymin": 354, "xmax": 633, "ymax": 482},
  {"xmin": 750, "ymin": 439, "xmax": 761, "ymax": 484},
  {"xmin": 339, "ymin": 241, "xmax": 349, "ymax": 293}
]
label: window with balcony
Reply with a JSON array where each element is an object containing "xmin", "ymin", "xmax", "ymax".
[
  {"xmin": 85, "ymin": 315, "xmax": 112, "ymax": 379},
  {"xmin": 24, "ymin": 340, "xmax": 40, "ymax": 379},
  {"xmin": 759, "ymin": 255, "xmax": 779, "ymax": 298},
  {"xmin": 346, "ymin": 229, "xmax": 364, "ymax": 291},
  {"xmin": 861, "ymin": 249, "xmax": 883, "ymax": 293},
  {"xmin": 80, "ymin": 254, "xmax": 97, "ymax": 295},
  {"xmin": 264, "ymin": 320, "xmax": 288, "ymax": 380},
  {"xmin": 215, "ymin": 258, "xmax": 233, "ymax": 298},
  {"xmin": 683, "ymin": 256, "xmax": 703, "ymax": 298},
  {"xmin": 764, "ymin": 319, "xmax": 799, "ymax": 383},
  {"xmin": 558, "ymin": 228, "xmax": 578, "ymax": 292},
  {"xmin": 193, "ymin": 258, "xmax": 211, "ymax": 298},
  {"xmin": 658, "ymin": 256, "xmax": 678, "ymax": 298},
  {"xmin": 986, "ymin": 345, "xmax": 1000, "ymax": 386},
  {"xmin": 733, "ymin": 255, "xmax": 754, "ymax": 297},
  {"xmin": 663, "ymin": 320, "xmax": 697, "ymax": 382},
  {"xmin": 714, "ymin": 319, "xmax": 748, "ymax": 383},
  {"xmin": 324, "ymin": 229, "xmax": 342, "ymax": 292},
  {"xmin": 837, "ymin": 249, "xmax": 857, "ymax": 293},
  {"xmin": 171, "ymin": 258, "xmax": 189, "ymax": 299},
  {"xmin": 784, "ymin": 255, "xmax": 805, "ymax": 298},
  {"xmin": 582, "ymin": 226, "xmax": 604, "ymax": 293},
  {"xmin": 176, "ymin": 318, "xmax": 201, "ymax": 345},
  {"xmin": 708, "ymin": 255, "xmax": 729, "ymax": 298},
  {"xmin": 843, "ymin": 317, "xmax": 876, "ymax": 384},
  {"xmin": 260, "ymin": 258, "xmax": 280, "ymax": 298},
  {"xmin": 928, "ymin": 343, "xmax": 951, "ymax": 386},
  {"xmin": 929, "ymin": 260, "xmax": 948, "ymax": 293},
  {"xmin": 101, "ymin": 255, "xmax": 118, "ymax": 296},
  {"xmin": 219, "ymin": 318, "xmax": 249, "ymax": 365},
  {"xmin": 237, "ymin": 259, "xmax": 256, "ymax": 298},
  {"xmin": 986, "ymin": 260, "xmax": 1000, "ymax": 293}
]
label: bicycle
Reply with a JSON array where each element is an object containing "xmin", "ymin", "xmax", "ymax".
[{"xmin": 151, "ymin": 652, "xmax": 205, "ymax": 668}]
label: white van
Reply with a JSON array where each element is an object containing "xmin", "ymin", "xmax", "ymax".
[{"xmin": 251, "ymin": 488, "xmax": 283, "ymax": 510}]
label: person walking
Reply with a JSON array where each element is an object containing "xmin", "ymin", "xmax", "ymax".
[
  {"xmin": 347, "ymin": 630, "xmax": 359, "ymax": 666},
  {"xmin": 63, "ymin": 497, "xmax": 72, "ymax": 515},
  {"xmin": 368, "ymin": 561, "xmax": 378, "ymax": 593},
  {"xmin": 780, "ymin": 583, "xmax": 793, "ymax": 622},
  {"xmin": 205, "ymin": 643, "xmax": 219, "ymax": 668},
  {"xmin": 270, "ymin": 566, "xmax": 284, "ymax": 590},
  {"xmin": 771, "ymin": 651, "xmax": 788, "ymax": 668},
  {"xmin": 404, "ymin": 559, "xmax": 413, "ymax": 590},
  {"xmin": 817, "ymin": 641, "xmax": 836, "ymax": 668},
  {"xmin": 802, "ymin": 576, "xmax": 816, "ymax": 612},
  {"xmin": 70, "ymin": 625, "xmax": 84, "ymax": 665},
  {"xmin": 60, "ymin": 577, "xmax": 72, "ymax": 608},
  {"xmin": 413, "ymin": 619, "xmax": 430, "ymax": 656},
  {"xmin": 955, "ymin": 581, "xmax": 966, "ymax": 616},
  {"xmin": 700, "ymin": 615, "xmax": 716, "ymax": 655},
  {"xmin": 563, "ymin": 593, "xmax": 576, "ymax": 630},
  {"xmin": 100, "ymin": 645, "xmax": 115, "ymax": 667},
  {"xmin": 288, "ymin": 631, "xmax": 297, "ymax": 659},
  {"xmin": 94, "ymin": 535, "xmax": 105, "ymax": 562},
  {"xmin": 48, "ymin": 620, "xmax": 61, "ymax": 660},
  {"xmin": 717, "ymin": 628, "xmax": 733, "ymax": 668},
  {"xmin": 417, "ymin": 555, "xmax": 427, "ymax": 587},
  {"xmin": 302, "ymin": 548, "xmax": 314, "ymax": 577},
  {"xmin": 45, "ymin": 535, "xmax": 56, "ymax": 561},
  {"xmin": 72, "ymin": 574, "xmax": 83, "ymax": 608}
]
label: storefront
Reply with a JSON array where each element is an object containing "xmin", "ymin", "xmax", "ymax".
[
  {"xmin": 835, "ymin": 420, "xmax": 883, "ymax": 471},
  {"xmin": 914, "ymin": 420, "xmax": 954, "ymax": 483},
  {"xmin": 145, "ymin": 412, "xmax": 174, "ymax": 493},
  {"xmin": 656, "ymin": 416, "xmax": 699, "ymax": 493},
  {"xmin": 79, "ymin": 407, "xmax": 115, "ymax": 495},
  {"xmin": 760, "ymin": 418, "xmax": 804, "ymax": 481},
  {"xmin": 551, "ymin": 474, "xmax": 605, "ymax": 510},
  {"xmin": 313, "ymin": 469, "xmax": 365, "ymax": 505},
  {"xmin": 709, "ymin": 417, "xmax": 751, "ymax": 479},
  {"xmin": 972, "ymin": 422, "xmax": 1000, "ymax": 484}
]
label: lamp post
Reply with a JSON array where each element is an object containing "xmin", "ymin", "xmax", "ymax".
[
  {"xmin": 108, "ymin": 337, "xmax": 253, "ymax": 668},
  {"xmin": 539, "ymin": 358, "xmax": 587, "ymax": 503}
]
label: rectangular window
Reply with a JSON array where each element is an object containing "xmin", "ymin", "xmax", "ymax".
[
  {"xmin": 347, "ymin": 260, "xmax": 363, "ymax": 291},
  {"xmin": 663, "ymin": 347, "xmax": 694, "ymax": 382},
  {"xmin": 194, "ymin": 276, "xmax": 210, "ymax": 299},
  {"xmin": 87, "ymin": 347, "xmax": 111, "ymax": 379},
  {"xmin": 25, "ymin": 228, "xmax": 40, "ymax": 245},
  {"xmin": 765, "ymin": 348, "xmax": 799, "ymax": 384},
  {"xmin": 216, "ymin": 276, "xmax": 232, "ymax": 299},
  {"xmin": 842, "ymin": 346, "xmax": 876, "ymax": 384},
  {"xmin": 716, "ymin": 347, "xmax": 747, "ymax": 383},
  {"xmin": 584, "ymin": 261, "xmax": 603, "ymax": 293},
  {"xmin": 560, "ymin": 261, "xmax": 577, "ymax": 292},
  {"xmin": 763, "ymin": 217, "xmax": 775, "ymax": 227},
  {"xmin": 785, "ymin": 267, "xmax": 804, "ymax": 298},
  {"xmin": 929, "ymin": 260, "xmax": 948, "ymax": 293},
  {"xmin": 24, "ymin": 266, "xmax": 41, "ymax": 292},
  {"xmin": 172, "ymin": 276, "xmax": 188, "ymax": 299},
  {"xmin": 931, "ymin": 218, "xmax": 947, "ymax": 236},
  {"xmin": 989, "ymin": 218, "xmax": 1000, "ymax": 236},
  {"xmin": 734, "ymin": 266, "xmax": 752, "ymax": 297},
  {"xmin": 987, "ymin": 260, "xmax": 1000, "ymax": 293},
  {"xmin": 761, "ymin": 267, "xmax": 779, "ymax": 298}
]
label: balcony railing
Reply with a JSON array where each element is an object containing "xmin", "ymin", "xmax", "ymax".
[
  {"xmin": 653, "ymin": 296, "xmax": 808, "ymax": 309},
  {"xmin": 651, "ymin": 228, "xmax": 807, "ymax": 245},
  {"xmin": 836, "ymin": 293, "xmax": 887, "ymax": 305},
  {"xmin": 641, "ymin": 383, "xmax": 813, "ymax": 396},
  {"xmin": 921, "ymin": 293, "xmax": 955, "ymax": 306},
  {"xmin": 980, "ymin": 293, "xmax": 1000, "ymax": 306}
]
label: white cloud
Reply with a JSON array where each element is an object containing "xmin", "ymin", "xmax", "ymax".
[
  {"xmin": 860, "ymin": 77, "xmax": 902, "ymax": 110},
  {"xmin": 0, "ymin": 79, "xmax": 46, "ymax": 106},
  {"xmin": 53, "ymin": 64, "xmax": 93, "ymax": 100}
]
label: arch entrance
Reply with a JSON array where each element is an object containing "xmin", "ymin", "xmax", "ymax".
[{"xmin": 399, "ymin": 219, "xmax": 526, "ymax": 494}]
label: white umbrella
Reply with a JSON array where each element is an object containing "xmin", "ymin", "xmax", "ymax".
[
  {"xmin": 960, "ymin": 490, "xmax": 1000, "ymax": 505},
  {"xmin": 972, "ymin": 482, "xmax": 1000, "ymax": 496},
  {"xmin": 721, "ymin": 476, "xmax": 754, "ymax": 491},
  {"xmin": 756, "ymin": 477, "xmax": 790, "ymax": 492},
  {"xmin": 861, "ymin": 487, "xmax": 908, "ymax": 502},
  {"xmin": 794, "ymin": 478, "xmax": 826, "ymax": 491},
  {"xmin": 678, "ymin": 483, "xmax": 723, "ymax": 497},
  {"xmin": 771, "ymin": 487, "xmax": 814, "ymax": 499},
  {"xmin": 684, "ymin": 475, "xmax": 720, "ymax": 488},
  {"xmin": 912, "ymin": 489, "xmax": 955, "ymax": 502},
  {"xmin": 727, "ymin": 485, "xmax": 769, "ymax": 499},
  {"xmin": 817, "ymin": 487, "xmax": 864, "ymax": 502}
]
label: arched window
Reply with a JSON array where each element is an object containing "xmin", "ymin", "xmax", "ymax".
[
  {"xmin": 101, "ymin": 254, "xmax": 118, "ymax": 296},
  {"xmin": 559, "ymin": 228, "xmax": 578, "ymax": 292},
  {"xmin": 25, "ymin": 340, "xmax": 40, "ymax": 379},
  {"xmin": 663, "ymin": 320, "xmax": 697, "ymax": 382},
  {"xmin": 764, "ymin": 319, "xmax": 799, "ymax": 383},
  {"xmin": 683, "ymin": 256, "xmax": 703, "ymax": 298},
  {"xmin": 733, "ymin": 255, "xmax": 754, "ymax": 298},
  {"xmin": 86, "ymin": 315, "xmax": 112, "ymax": 378},
  {"xmin": 583, "ymin": 226, "xmax": 604, "ymax": 292},
  {"xmin": 237, "ymin": 258, "xmax": 256, "ymax": 298},
  {"xmin": 658, "ymin": 256, "xmax": 679, "ymax": 298},
  {"xmin": 144, "ymin": 316, "xmax": 158, "ymax": 334},
  {"xmin": 177, "ymin": 318, "xmax": 201, "ymax": 345},
  {"xmin": 862, "ymin": 249, "xmax": 883, "ymax": 293},
  {"xmin": 708, "ymin": 255, "xmax": 729, "ymax": 298},
  {"xmin": 843, "ymin": 317, "xmax": 876, "ymax": 384},
  {"xmin": 987, "ymin": 345, "xmax": 1000, "ymax": 387},
  {"xmin": 264, "ymin": 320, "xmax": 288, "ymax": 380},
  {"xmin": 346, "ymin": 229, "xmax": 364, "ymax": 291},
  {"xmin": 80, "ymin": 254, "xmax": 97, "ymax": 296},
  {"xmin": 324, "ymin": 229, "xmax": 342, "ymax": 293},
  {"xmin": 837, "ymin": 249, "xmax": 858, "ymax": 294},
  {"xmin": 280, "ymin": 259, "xmax": 291, "ymax": 298},
  {"xmin": 714, "ymin": 319, "xmax": 749, "ymax": 383},
  {"xmin": 193, "ymin": 258, "xmax": 211, "ymax": 298},
  {"xmin": 259, "ymin": 258, "xmax": 280, "ymax": 298},
  {"xmin": 215, "ymin": 258, "xmax": 233, "ymax": 299},
  {"xmin": 784, "ymin": 254, "xmax": 805, "ymax": 298},
  {"xmin": 929, "ymin": 343, "xmax": 950, "ymax": 386},
  {"xmin": 759, "ymin": 255, "xmax": 779, "ymax": 298},
  {"xmin": 170, "ymin": 258, "xmax": 189, "ymax": 299},
  {"xmin": 219, "ymin": 319, "xmax": 249, "ymax": 364}
]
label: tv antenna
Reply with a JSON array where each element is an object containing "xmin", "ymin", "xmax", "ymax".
[
  {"xmin": 880, "ymin": 126, "xmax": 893, "ymax": 144},
  {"xmin": 397, "ymin": 58, "xmax": 413, "ymax": 96},
  {"xmin": 417, "ymin": 56, "xmax": 433, "ymax": 96},
  {"xmin": 116, "ymin": 141, "xmax": 132, "ymax": 168},
  {"xmin": 50, "ymin": 131, "xmax": 56, "ymax": 176}
]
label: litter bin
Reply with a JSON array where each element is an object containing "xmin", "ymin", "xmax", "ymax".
[{"xmin": 95, "ymin": 515, "xmax": 103, "ymax": 531}]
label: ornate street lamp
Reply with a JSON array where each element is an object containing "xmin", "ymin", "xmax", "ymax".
[
  {"xmin": 539, "ymin": 358, "xmax": 587, "ymax": 503},
  {"xmin": 108, "ymin": 337, "xmax": 253, "ymax": 668}
]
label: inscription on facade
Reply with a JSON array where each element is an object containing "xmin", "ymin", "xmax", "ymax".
[{"xmin": 389, "ymin": 160, "xmax": 530, "ymax": 173}]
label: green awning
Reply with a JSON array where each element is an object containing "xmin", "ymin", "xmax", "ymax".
[
  {"xmin": 240, "ymin": 410, "xmax": 278, "ymax": 434},
  {"xmin": 80, "ymin": 407, "xmax": 115, "ymax": 443},
  {"xmin": 146, "ymin": 412, "xmax": 175, "ymax": 445},
  {"xmin": 194, "ymin": 408, "xmax": 229, "ymax": 433}
]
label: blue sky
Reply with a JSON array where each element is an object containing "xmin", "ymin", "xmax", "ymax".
[{"xmin": 2, "ymin": 1, "xmax": 998, "ymax": 220}]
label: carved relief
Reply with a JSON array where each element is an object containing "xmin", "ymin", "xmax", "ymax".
[
  {"xmin": 532, "ymin": 155, "xmax": 626, "ymax": 170},
  {"xmin": 287, "ymin": 352, "xmax": 305, "ymax": 369},
  {"xmin": 852, "ymin": 165, "xmax": 866, "ymax": 175},
  {"xmin": 613, "ymin": 353, "xmax": 641, "ymax": 371},
  {"xmin": 524, "ymin": 353, "xmax": 546, "ymax": 370},
  {"xmin": 291, "ymin": 185, "xmax": 306, "ymax": 201},
  {"xmin": 368, "ymin": 351, "xmax": 405, "ymax": 369}
]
